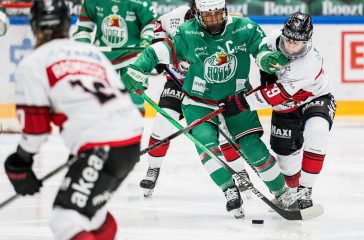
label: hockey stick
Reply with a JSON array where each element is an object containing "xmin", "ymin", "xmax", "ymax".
[
  {"xmin": 139, "ymin": 106, "xmax": 225, "ymax": 155},
  {"xmin": 0, "ymin": 155, "xmax": 77, "ymax": 210},
  {"xmin": 138, "ymin": 90, "xmax": 323, "ymax": 220},
  {"xmin": 165, "ymin": 67, "xmax": 255, "ymax": 170},
  {"xmin": 164, "ymin": 67, "xmax": 256, "ymax": 173}
]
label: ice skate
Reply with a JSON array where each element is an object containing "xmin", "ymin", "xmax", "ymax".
[
  {"xmin": 234, "ymin": 170, "xmax": 252, "ymax": 199},
  {"xmin": 140, "ymin": 167, "xmax": 160, "ymax": 197},
  {"xmin": 224, "ymin": 186, "xmax": 244, "ymax": 219},
  {"xmin": 269, "ymin": 187, "xmax": 308, "ymax": 211},
  {"xmin": 297, "ymin": 185, "xmax": 313, "ymax": 209}
]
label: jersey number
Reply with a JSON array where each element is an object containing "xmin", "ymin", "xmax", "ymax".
[
  {"xmin": 266, "ymin": 86, "xmax": 281, "ymax": 98},
  {"xmin": 70, "ymin": 80, "xmax": 116, "ymax": 104}
]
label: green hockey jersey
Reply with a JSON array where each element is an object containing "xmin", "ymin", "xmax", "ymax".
[
  {"xmin": 73, "ymin": 0, "xmax": 157, "ymax": 67},
  {"xmin": 133, "ymin": 16, "xmax": 269, "ymax": 101}
]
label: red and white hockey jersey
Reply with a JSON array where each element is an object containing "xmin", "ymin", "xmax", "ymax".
[
  {"xmin": 152, "ymin": 5, "xmax": 191, "ymax": 81},
  {"xmin": 15, "ymin": 39, "xmax": 143, "ymax": 154},
  {"xmin": 246, "ymin": 30, "xmax": 331, "ymax": 113}
]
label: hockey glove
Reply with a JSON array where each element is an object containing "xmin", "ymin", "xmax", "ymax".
[
  {"xmin": 256, "ymin": 51, "xmax": 288, "ymax": 74},
  {"xmin": 154, "ymin": 63, "xmax": 166, "ymax": 74},
  {"xmin": 4, "ymin": 146, "xmax": 42, "ymax": 195},
  {"xmin": 122, "ymin": 65, "xmax": 148, "ymax": 93},
  {"xmin": 260, "ymin": 69, "xmax": 278, "ymax": 87},
  {"xmin": 221, "ymin": 93, "xmax": 249, "ymax": 117}
]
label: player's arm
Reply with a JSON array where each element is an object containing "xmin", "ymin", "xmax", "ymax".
[
  {"xmin": 230, "ymin": 67, "xmax": 309, "ymax": 112},
  {"xmin": 122, "ymin": 30, "xmax": 188, "ymax": 92},
  {"xmin": 221, "ymin": 81, "xmax": 293, "ymax": 116},
  {"xmin": 0, "ymin": 8, "xmax": 9, "ymax": 36},
  {"xmin": 4, "ymin": 63, "xmax": 52, "ymax": 195},
  {"xmin": 73, "ymin": 0, "xmax": 97, "ymax": 43},
  {"xmin": 244, "ymin": 82, "xmax": 292, "ymax": 110},
  {"xmin": 136, "ymin": 0, "xmax": 157, "ymax": 48},
  {"xmin": 246, "ymin": 21, "xmax": 288, "ymax": 74}
]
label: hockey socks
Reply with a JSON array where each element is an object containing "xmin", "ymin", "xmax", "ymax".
[
  {"xmin": 199, "ymin": 147, "xmax": 235, "ymax": 191},
  {"xmin": 147, "ymin": 136, "xmax": 170, "ymax": 168},
  {"xmin": 71, "ymin": 212, "xmax": 117, "ymax": 240}
]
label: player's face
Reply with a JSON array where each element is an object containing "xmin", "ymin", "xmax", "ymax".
[
  {"xmin": 200, "ymin": 9, "xmax": 225, "ymax": 29},
  {"xmin": 282, "ymin": 36, "xmax": 306, "ymax": 55}
]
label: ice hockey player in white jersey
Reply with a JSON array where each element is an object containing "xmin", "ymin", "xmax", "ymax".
[
  {"xmin": 139, "ymin": 0, "xmax": 251, "ymax": 200},
  {"xmin": 3, "ymin": 0, "xmax": 143, "ymax": 239},
  {"xmin": 0, "ymin": 8, "xmax": 9, "ymax": 36},
  {"xmin": 222, "ymin": 12, "xmax": 336, "ymax": 210}
]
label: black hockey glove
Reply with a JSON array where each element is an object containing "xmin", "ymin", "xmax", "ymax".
[
  {"xmin": 4, "ymin": 146, "xmax": 42, "ymax": 195},
  {"xmin": 260, "ymin": 69, "xmax": 278, "ymax": 87},
  {"xmin": 221, "ymin": 93, "xmax": 249, "ymax": 117},
  {"xmin": 155, "ymin": 63, "xmax": 166, "ymax": 74}
]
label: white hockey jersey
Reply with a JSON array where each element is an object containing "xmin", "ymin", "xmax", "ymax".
[
  {"xmin": 15, "ymin": 39, "xmax": 143, "ymax": 154},
  {"xmin": 153, "ymin": 5, "xmax": 191, "ymax": 81},
  {"xmin": 246, "ymin": 30, "xmax": 331, "ymax": 113}
]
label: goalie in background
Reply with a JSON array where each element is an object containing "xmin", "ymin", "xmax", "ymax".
[{"xmin": 3, "ymin": 0, "xmax": 143, "ymax": 239}]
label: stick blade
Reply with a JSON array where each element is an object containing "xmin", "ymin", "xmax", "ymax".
[{"xmin": 300, "ymin": 204, "xmax": 324, "ymax": 220}]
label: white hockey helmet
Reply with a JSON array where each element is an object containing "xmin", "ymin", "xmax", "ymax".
[{"xmin": 194, "ymin": 0, "xmax": 227, "ymax": 35}]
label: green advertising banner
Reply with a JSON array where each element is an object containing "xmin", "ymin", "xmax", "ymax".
[
  {"xmin": 152, "ymin": 0, "xmax": 364, "ymax": 16},
  {"xmin": 2, "ymin": 0, "xmax": 363, "ymax": 16}
]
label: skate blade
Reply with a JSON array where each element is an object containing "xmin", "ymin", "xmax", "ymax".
[
  {"xmin": 143, "ymin": 189, "xmax": 154, "ymax": 197},
  {"xmin": 300, "ymin": 204, "xmax": 324, "ymax": 220}
]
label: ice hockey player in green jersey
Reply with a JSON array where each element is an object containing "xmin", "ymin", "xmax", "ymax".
[
  {"xmin": 73, "ymin": 0, "xmax": 157, "ymax": 115},
  {"xmin": 122, "ymin": 0, "xmax": 300, "ymax": 218}
]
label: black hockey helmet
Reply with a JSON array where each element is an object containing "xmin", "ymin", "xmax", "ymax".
[
  {"xmin": 30, "ymin": 0, "xmax": 70, "ymax": 34},
  {"xmin": 282, "ymin": 12, "xmax": 313, "ymax": 41}
]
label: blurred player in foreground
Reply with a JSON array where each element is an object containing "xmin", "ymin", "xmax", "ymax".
[{"xmin": 3, "ymin": 0, "xmax": 143, "ymax": 239}]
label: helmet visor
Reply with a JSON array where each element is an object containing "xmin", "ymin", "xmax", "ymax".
[{"xmin": 279, "ymin": 35, "xmax": 311, "ymax": 59}]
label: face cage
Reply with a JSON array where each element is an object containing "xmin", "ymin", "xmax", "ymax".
[
  {"xmin": 196, "ymin": 8, "xmax": 227, "ymax": 35},
  {"xmin": 279, "ymin": 35, "xmax": 312, "ymax": 59}
]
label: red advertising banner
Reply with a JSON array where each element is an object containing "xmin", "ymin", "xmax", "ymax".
[{"xmin": 341, "ymin": 31, "xmax": 364, "ymax": 83}]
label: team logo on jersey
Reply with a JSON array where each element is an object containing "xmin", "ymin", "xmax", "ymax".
[
  {"xmin": 203, "ymin": 51, "xmax": 237, "ymax": 83},
  {"xmin": 101, "ymin": 8, "xmax": 128, "ymax": 47}
]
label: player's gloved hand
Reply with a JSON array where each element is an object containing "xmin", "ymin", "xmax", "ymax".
[
  {"xmin": 260, "ymin": 69, "xmax": 278, "ymax": 87},
  {"xmin": 4, "ymin": 146, "xmax": 42, "ymax": 195},
  {"xmin": 155, "ymin": 63, "xmax": 166, "ymax": 74},
  {"xmin": 220, "ymin": 93, "xmax": 249, "ymax": 116},
  {"xmin": 256, "ymin": 51, "xmax": 288, "ymax": 74},
  {"xmin": 122, "ymin": 65, "xmax": 148, "ymax": 93},
  {"xmin": 0, "ymin": 10, "xmax": 9, "ymax": 36},
  {"xmin": 138, "ymin": 38, "xmax": 151, "ymax": 48}
]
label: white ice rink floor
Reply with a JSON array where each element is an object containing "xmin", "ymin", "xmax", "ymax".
[{"xmin": 0, "ymin": 116, "xmax": 363, "ymax": 240}]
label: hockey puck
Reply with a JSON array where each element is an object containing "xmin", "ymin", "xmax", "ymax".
[{"xmin": 252, "ymin": 219, "xmax": 264, "ymax": 224}]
